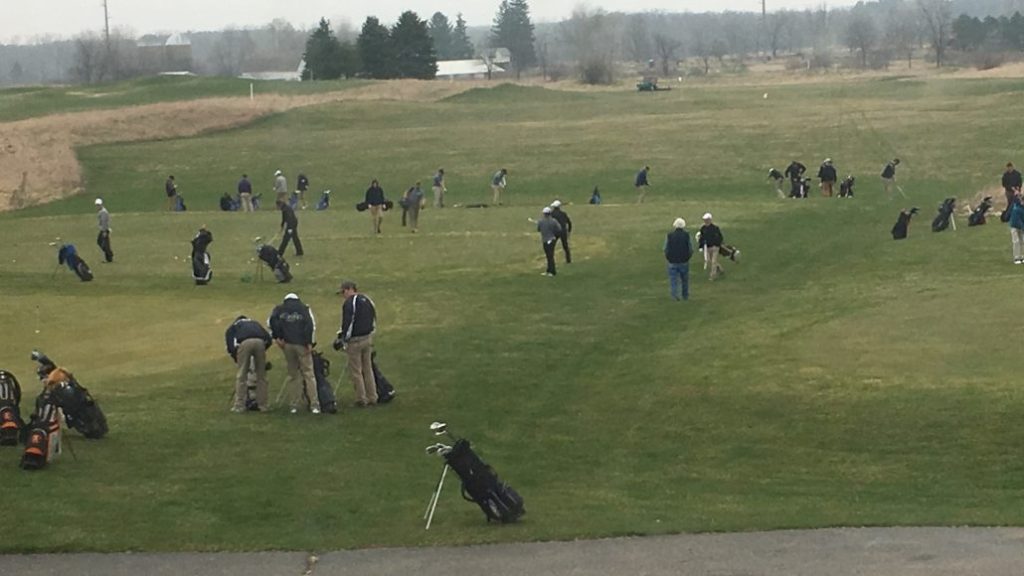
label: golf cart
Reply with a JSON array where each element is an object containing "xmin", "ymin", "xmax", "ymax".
[{"xmin": 637, "ymin": 76, "xmax": 672, "ymax": 92}]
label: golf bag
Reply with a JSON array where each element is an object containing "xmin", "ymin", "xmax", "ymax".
[
  {"xmin": 891, "ymin": 208, "xmax": 918, "ymax": 240},
  {"xmin": 790, "ymin": 178, "xmax": 811, "ymax": 198},
  {"xmin": 311, "ymin": 350, "xmax": 337, "ymax": 414},
  {"xmin": 191, "ymin": 228, "xmax": 213, "ymax": 285},
  {"xmin": 0, "ymin": 370, "xmax": 23, "ymax": 446},
  {"xmin": 175, "ymin": 195, "xmax": 187, "ymax": 212},
  {"xmin": 355, "ymin": 201, "xmax": 369, "ymax": 212},
  {"xmin": 33, "ymin": 351, "xmax": 107, "ymax": 439},
  {"xmin": 288, "ymin": 192, "xmax": 300, "ymax": 210},
  {"xmin": 443, "ymin": 438, "xmax": 525, "ymax": 523},
  {"xmin": 838, "ymin": 176, "xmax": 855, "ymax": 198},
  {"xmin": 589, "ymin": 187, "xmax": 602, "ymax": 205},
  {"xmin": 57, "ymin": 244, "xmax": 93, "ymax": 282},
  {"xmin": 251, "ymin": 193, "xmax": 263, "ymax": 211},
  {"xmin": 220, "ymin": 193, "xmax": 238, "ymax": 211},
  {"xmin": 257, "ymin": 244, "xmax": 292, "ymax": 283},
  {"xmin": 718, "ymin": 244, "xmax": 741, "ymax": 262},
  {"xmin": 316, "ymin": 190, "xmax": 331, "ymax": 211},
  {"xmin": 19, "ymin": 395, "xmax": 61, "ymax": 470},
  {"xmin": 371, "ymin": 351, "xmax": 396, "ymax": 404},
  {"xmin": 968, "ymin": 196, "xmax": 993, "ymax": 226},
  {"xmin": 932, "ymin": 198, "xmax": 957, "ymax": 232}
]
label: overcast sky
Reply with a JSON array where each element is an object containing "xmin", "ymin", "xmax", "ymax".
[{"xmin": 6, "ymin": 1, "xmax": 858, "ymax": 44}]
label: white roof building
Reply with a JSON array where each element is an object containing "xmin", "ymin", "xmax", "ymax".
[{"xmin": 436, "ymin": 59, "xmax": 506, "ymax": 80}]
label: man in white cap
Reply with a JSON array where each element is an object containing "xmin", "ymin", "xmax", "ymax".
[
  {"xmin": 95, "ymin": 198, "xmax": 113, "ymax": 263},
  {"xmin": 268, "ymin": 293, "xmax": 320, "ymax": 414},
  {"xmin": 536, "ymin": 206, "xmax": 562, "ymax": 276},
  {"xmin": 664, "ymin": 217, "xmax": 693, "ymax": 301},
  {"xmin": 550, "ymin": 200, "xmax": 572, "ymax": 263},
  {"xmin": 817, "ymin": 158, "xmax": 837, "ymax": 197},
  {"xmin": 697, "ymin": 212, "xmax": 724, "ymax": 280},
  {"xmin": 273, "ymin": 170, "xmax": 288, "ymax": 204}
]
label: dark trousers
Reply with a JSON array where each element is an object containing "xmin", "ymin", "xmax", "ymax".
[
  {"xmin": 97, "ymin": 231, "xmax": 113, "ymax": 262},
  {"xmin": 279, "ymin": 228, "xmax": 303, "ymax": 256},
  {"xmin": 557, "ymin": 232, "xmax": 572, "ymax": 263},
  {"xmin": 401, "ymin": 206, "xmax": 408, "ymax": 227},
  {"xmin": 543, "ymin": 240, "xmax": 557, "ymax": 275}
]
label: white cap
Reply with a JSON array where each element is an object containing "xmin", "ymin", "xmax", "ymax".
[
  {"xmin": 551, "ymin": 200, "xmax": 562, "ymax": 208},
  {"xmin": 702, "ymin": 212, "xmax": 713, "ymax": 220},
  {"xmin": 673, "ymin": 217, "xmax": 686, "ymax": 229},
  {"xmin": 274, "ymin": 170, "xmax": 282, "ymax": 176},
  {"xmin": 94, "ymin": 198, "xmax": 103, "ymax": 206},
  {"xmin": 284, "ymin": 293, "xmax": 299, "ymax": 300},
  {"xmin": 542, "ymin": 206, "xmax": 553, "ymax": 214},
  {"xmin": 825, "ymin": 158, "xmax": 832, "ymax": 163}
]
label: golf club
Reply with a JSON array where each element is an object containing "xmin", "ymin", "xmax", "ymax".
[{"xmin": 896, "ymin": 184, "xmax": 908, "ymax": 199}]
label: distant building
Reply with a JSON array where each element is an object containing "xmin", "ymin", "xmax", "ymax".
[
  {"xmin": 436, "ymin": 59, "xmax": 506, "ymax": 80},
  {"xmin": 239, "ymin": 60, "xmax": 305, "ymax": 82},
  {"xmin": 137, "ymin": 33, "xmax": 192, "ymax": 74}
]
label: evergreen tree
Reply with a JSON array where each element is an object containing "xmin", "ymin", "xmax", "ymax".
[
  {"xmin": 302, "ymin": 18, "xmax": 343, "ymax": 80},
  {"xmin": 490, "ymin": 0, "xmax": 536, "ymax": 78},
  {"xmin": 392, "ymin": 11, "xmax": 438, "ymax": 79},
  {"xmin": 428, "ymin": 12, "xmax": 454, "ymax": 60},
  {"xmin": 357, "ymin": 16, "xmax": 396, "ymax": 79},
  {"xmin": 452, "ymin": 13, "xmax": 476, "ymax": 59}
]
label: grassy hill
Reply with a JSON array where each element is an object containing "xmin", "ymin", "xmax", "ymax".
[{"xmin": 2, "ymin": 75, "xmax": 1024, "ymax": 552}]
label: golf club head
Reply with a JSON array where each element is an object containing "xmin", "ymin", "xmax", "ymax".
[
  {"xmin": 429, "ymin": 421, "xmax": 448, "ymax": 436},
  {"xmin": 425, "ymin": 443, "xmax": 452, "ymax": 456}
]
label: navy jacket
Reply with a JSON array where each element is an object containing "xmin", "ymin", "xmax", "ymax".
[{"xmin": 225, "ymin": 317, "xmax": 272, "ymax": 358}]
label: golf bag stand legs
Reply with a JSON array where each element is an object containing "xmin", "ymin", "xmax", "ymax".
[{"xmin": 424, "ymin": 464, "xmax": 450, "ymax": 530}]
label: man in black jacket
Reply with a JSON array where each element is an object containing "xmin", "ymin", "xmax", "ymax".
[
  {"xmin": 698, "ymin": 212, "xmax": 725, "ymax": 280},
  {"xmin": 296, "ymin": 173, "xmax": 310, "ymax": 210},
  {"xmin": 664, "ymin": 217, "xmax": 693, "ymax": 301},
  {"xmin": 818, "ymin": 158, "xmax": 837, "ymax": 197},
  {"xmin": 1002, "ymin": 162, "xmax": 1022, "ymax": 209},
  {"xmin": 784, "ymin": 160, "xmax": 806, "ymax": 198},
  {"xmin": 277, "ymin": 200, "xmax": 303, "ymax": 256},
  {"xmin": 268, "ymin": 293, "xmax": 320, "ymax": 414},
  {"xmin": 550, "ymin": 200, "xmax": 573, "ymax": 263},
  {"xmin": 881, "ymin": 158, "xmax": 900, "ymax": 196},
  {"xmin": 225, "ymin": 316, "xmax": 272, "ymax": 412},
  {"xmin": 334, "ymin": 280, "xmax": 378, "ymax": 407}
]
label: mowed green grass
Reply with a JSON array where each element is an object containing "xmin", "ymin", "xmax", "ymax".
[{"xmin": 3, "ymin": 77, "xmax": 1024, "ymax": 552}]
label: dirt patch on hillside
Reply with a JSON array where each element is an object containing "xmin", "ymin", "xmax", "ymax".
[{"xmin": 0, "ymin": 80, "xmax": 479, "ymax": 211}]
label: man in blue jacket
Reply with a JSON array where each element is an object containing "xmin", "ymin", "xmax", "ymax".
[
  {"xmin": 664, "ymin": 217, "xmax": 693, "ymax": 301},
  {"xmin": 635, "ymin": 165, "xmax": 651, "ymax": 203}
]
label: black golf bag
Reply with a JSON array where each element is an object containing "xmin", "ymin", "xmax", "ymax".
[
  {"xmin": 0, "ymin": 370, "xmax": 23, "ymax": 446},
  {"xmin": 891, "ymin": 207, "xmax": 918, "ymax": 240},
  {"xmin": 790, "ymin": 178, "xmax": 811, "ymax": 198},
  {"xmin": 355, "ymin": 201, "xmax": 369, "ymax": 212},
  {"xmin": 932, "ymin": 198, "xmax": 957, "ymax": 232},
  {"xmin": 838, "ymin": 176, "xmax": 855, "ymax": 198},
  {"xmin": 220, "ymin": 193, "xmax": 238, "ymax": 211},
  {"xmin": 20, "ymin": 394, "xmax": 61, "ymax": 470},
  {"xmin": 33, "ymin": 351, "xmax": 107, "ymax": 439},
  {"xmin": 257, "ymin": 244, "xmax": 292, "ymax": 283},
  {"xmin": 316, "ymin": 190, "xmax": 331, "ymax": 211},
  {"xmin": 968, "ymin": 197, "xmax": 993, "ymax": 226},
  {"xmin": 443, "ymin": 438, "xmax": 525, "ymax": 523},
  {"xmin": 718, "ymin": 245, "xmax": 741, "ymax": 262},
  {"xmin": 311, "ymin": 350, "xmax": 337, "ymax": 414},
  {"xmin": 191, "ymin": 229, "xmax": 213, "ymax": 285},
  {"xmin": 371, "ymin": 351, "xmax": 396, "ymax": 404},
  {"xmin": 57, "ymin": 244, "xmax": 93, "ymax": 282}
]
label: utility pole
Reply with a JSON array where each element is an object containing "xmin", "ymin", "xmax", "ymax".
[{"xmin": 102, "ymin": 0, "xmax": 112, "ymax": 80}]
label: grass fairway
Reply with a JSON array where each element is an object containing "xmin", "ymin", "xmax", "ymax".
[{"xmin": 2, "ymin": 76, "xmax": 1024, "ymax": 553}]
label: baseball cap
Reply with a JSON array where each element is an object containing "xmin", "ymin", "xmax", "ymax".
[
  {"xmin": 274, "ymin": 170, "xmax": 282, "ymax": 176},
  {"xmin": 283, "ymin": 293, "xmax": 299, "ymax": 300},
  {"xmin": 542, "ymin": 206, "xmax": 553, "ymax": 214},
  {"xmin": 551, "ymin": 200, "xmax": 562, "ymax": 208},
  {"xmin": 673, "ymin": 217, "xmax": 686, "ymax": 229},
  {"xmin": 336, "ymin": 280, "xmax": 357, "ymax": 294},
  {"xmin": 94, "ymin": 198, "xmax": 103, "ymax": 206},
  {"xmin": 702, "ymin": 212, "xmax": 713, "ymax": 220}
]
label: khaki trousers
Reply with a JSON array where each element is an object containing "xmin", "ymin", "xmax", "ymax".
[
  {"xmin": 433, "ymin": 185, "xmax": 445, "ymax": 208},
  {"xmin": 240, "ymin": 192, "xmax": 253, "ymax": 212},
  {"xmin": 705, "ymin": 246, "xmax": 723, "ymax": 279},
  {"xmin": 369, "ymin": 205, "xmax": 383, "ymax": 233},
  {"xmin": 492, "ymin": 184, "xmax": 504, "ymax": 205},
  {"xmin": 282, "ymin": 343, "xmax": 319, "ymax": 411},
  {"xmin": 821, "ymin": 181, "xmax": 834, "ymax": 197},
  {"xmin": 234, "ymin": 339, "xmax": 268, "ymax": 410},
  {"xmin": 346, "ymin": 335, "xmax": 378, "ymax": 405}
]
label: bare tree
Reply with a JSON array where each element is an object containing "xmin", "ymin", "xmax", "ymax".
[
  {"xmin": 766, "ymin": 11, "xmax": 791, "ymax": 58},
  {"xmin": 561, "ymin": 7, "xmax": 617, "ymax": 84},
  {"xmin": 885, "ymin": 5, "xmax": 920, "ymax": 69},
  {"xmin": 844, "ymin": 12, "xmax": 877, "ymax": 68},
  {"xmin": 624, "ymin": 14, "xmax": 651, "ymax": 63},
  {"xmin": 212, "ymin": 29, "xmax": 255, "ymax": 76},
  {"xmin": 917, "ymin": 0, "xmax": 952, "ymax": 67},
  {"xmin": 72, "ymin": 33, "xmax": 106, "ymax": 84},
  {"xmin": 653, "ymin": 34, "xmax": 681, "ymax": 76}
]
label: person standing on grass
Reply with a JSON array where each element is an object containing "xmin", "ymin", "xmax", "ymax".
[
  {"xmin": 768, "ymin": 168, "xmax": 785, "ymax": 198},
  {"xmin": 296, "ymin": 172, "xmax": 310, "ymax": 210},
  {"xmin": 1002, "ymin": 162, "xmax": 1022, "ymax": 210},
  {"xmin": 269, "ymin": 293, "xmax": 321, "ymax": 414},
  {"xmin": 334, "ymin": 280, "xmax": 378, "ymax": 407},
  {"xmin": 1010, "ymin": 192, "xmax": 1024, "ymax": 265},
  {"xmin": 635, "ymin": 165, "xmax": 651, "ymax": 204},
  {"xmin": 784, "ymin": 160, "xmax": 806, "ymax": 198},
  {"xmin": 432, "ymin": 168, "xmax": 446, "ymax": 208},
  {"xmin": 225, "ymin": 315, "xmax": 272, "ymax": 413},
  {"xmin": 664, "ymin": 217, "xmax": 693, "ymax": 301},
  {"xmin": 491, "ymin": 168, "xmax": 508, "ymax": 205},
  {"xmin": 818, "ymin": 158, "xmax": 837, "ymax": 197},
  {"xmin": 536, "ymin": 206, "xmax": 562, "ymax": 276},
  {"xmin": 881, "ymin": 158, "xmax": 900, "ymax": 197},
  {"xmin": 164, "ymin": 175, "xmax": 177, "ymax": 211},
  {"xmin": 404, "ymin": 181, "xmax": 425, "ymax": 233},
  {"xmin": 95, "ymin": 198, "xmax": 113, "ymax": 263},
  {"xmin": 273, "ymin": 169, "xmax": 288, "ymax": 204},
  {"xmin": 277, "ymin": 199, "xmax": 304, "ymax": 256},
  {"xmin": 697, "ymin": 212, "xmax": 724, "ymax": 280},
  {"xmin": 550, "ymin": 200, "xmax": 572, "ymax": 263},
  {"xmin": 238, "ymin": 173, "xmax": 253, "ymax": 212},
  {"xmin": 365, "ymin": 179, "xmax": 386, "ymax": 234}
]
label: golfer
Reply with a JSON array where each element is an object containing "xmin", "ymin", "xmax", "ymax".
[
  {"xmin": 225, "ymin": 316, "xmax": 272, "ymax": 412},
  {"xmin": 277, "ymin": 199, "xmax": 304, "ymax": 256},
  {"xmin": 273, "ymin": 169, "xmax": 288, "ymax": 203},
  {"xmin": 664, "ymin": 217, "xmax": 693, "ymax": 301},
  {"xmin": 818, "ymin": 158, "xmax": 837, "ymax": 197},
  {"xmin": 635, "ymin": 165, "xmax": 651, "ymax": 204},
  {"xmin": 432, "ymin": 168, "xmax": 446, "ymax": 208},
  {"xmin": 1002, "ymin": 162, "xmax": 1022, "ymax": 209},
  {"xmin": 537, "ymin": 206, "xmax": 562, "ymax": 276},
  {"xmin": 335, "ymin": 281, "xmax": 378, "ymax": 407},
  {"xmin": 881, "ymin": 158, "xmax": 900, "ymax": 196},
  {"xmin": 95, "ymin": 198, "xmax": 113, "ymax": 263},
  {"xmin": 365, "ymin": 179, "xmax": 386, "ymax": 235},
  {"xmin": 697, "ymin": 212, "xmax": 724, "ymax": 280},
  {"xmin": 491, "ymin": 168, "xmax": 508, "ymax": 205},
  {"xmin": 268, "ymin": 293, "xmax": 320, "ymax": 414},
  {"xmin": 550, "ymin": 200, "xmax": 572, "ymax": 263}
]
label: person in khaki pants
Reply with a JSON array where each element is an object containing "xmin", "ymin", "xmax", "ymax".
[
  {"xmin": 334, "ymin": 280, "xmax": 378, "ymax": 407},
  {"xmin": 225, "ymin": 315, "xmax": 273, "ymax": 412},
  {"xmin": 268, "ymin": 293, "xmax": 321, "ymax": 414}
]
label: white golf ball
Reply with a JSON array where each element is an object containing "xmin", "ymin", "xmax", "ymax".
[
  {"xmin": 34, "ymin": 330, "xmax": 40, "ymax": 334},
  {"xmin": 763, "ymin": 93, "xmax": 768, "ymax": 99}
]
